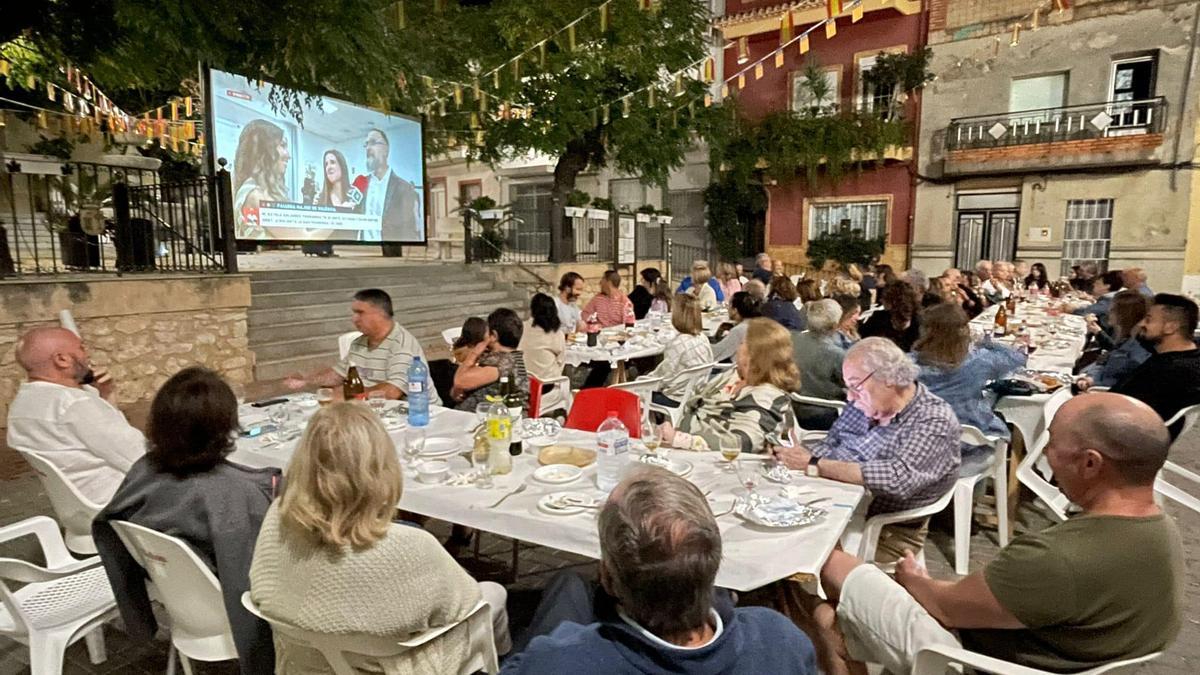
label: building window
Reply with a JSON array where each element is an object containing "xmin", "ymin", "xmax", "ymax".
[
  {"xmin": 1009, "ymin": 73, "xmax": 1068, "ymax": 115},
  {"xmin": 809, "ymin": 200, "xmax": 888, "ymax": 240},
  {"xmin": 857, "ymin": 54, "xmax": 897, "ymax": 119},
  {"xmin": 1061, "ymin": 199, "xmax": 1114, "ymax": 276},
  {"xmin": 457, "ymin": 180, "xmax": 482, "ymax": 209},
  {"xmin": 609, "ymin": 178, "xmax": 648, "ymax": 213},
  {"xmin": 791, "ymin": 67, "xmax": 840, "ymax": 116}
]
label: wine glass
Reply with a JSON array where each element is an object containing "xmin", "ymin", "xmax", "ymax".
[
  {"xmin": 641, "ymin": 418, "xmax": 663, "ymax": 462},
  {"xmin": 268, "ymin": 403, "xmax": 290, "ymax": 433},
  {"xmin": 735, "ymin": 458, "xmax": 761, "ymax": 503},
  {"xmin": 476, "ymin": 402, "xmax": 493, "ymax": 427},
  {"xmin": 367, "ymin": 390, "xmax": 387, "ymax": 416},
  {"xmin": 719, "ymin": 440, "xmax": 741, "ymax": 472},
  {"xmin": 405, "ymin": 427, "xmax": 425, "ymax": 468},
  {"xmin": 472, "ymin": 436, "xmax": 494, "ymax": 489},
  {"xmin": 316, "ymin": 388, "xmax": 334, "ymax": 407}
]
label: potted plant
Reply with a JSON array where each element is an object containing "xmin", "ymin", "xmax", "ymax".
[
  {"xmin": 588, "ymin": 196, "xmax": 614, "ymax": 220},
  {"xmin": 635, "ymin": 203, "xmax": 656, "ymax": 223},
  {"xmin": 656, "ymin": 207, "xmax": 673, "ymax": 225},
  {"xmin": 564, "ymin": 189, "xmax": 590, "ymax": 218},
  {"xmin": 804, "ymin": 223, "xmax": 886, "ymax": 271}
]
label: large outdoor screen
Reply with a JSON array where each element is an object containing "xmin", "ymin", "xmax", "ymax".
[{"xmin": 208, "ymin": 68, "xmax": 425, "ymax": 243}]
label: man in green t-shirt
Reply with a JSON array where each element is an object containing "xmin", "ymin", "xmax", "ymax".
[{"xmin": 812, "ymin": 393, "xmax": 1185, "ymax": 674}]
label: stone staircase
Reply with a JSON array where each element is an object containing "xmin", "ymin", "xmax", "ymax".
[{"xmin": 248, "ymin": 264, "xmax": 528, "ymax": 381}]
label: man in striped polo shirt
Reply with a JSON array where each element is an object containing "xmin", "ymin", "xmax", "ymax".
[{"xmin": 285, "ymin": 288, "xmax": 440, "ymax": 403}]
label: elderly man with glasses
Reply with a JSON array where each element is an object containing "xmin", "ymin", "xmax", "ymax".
[{"xmin": 773, "ymin": 337, "xmax": 962, "ymax": 562}]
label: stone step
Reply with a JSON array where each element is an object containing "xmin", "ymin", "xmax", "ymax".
[
  {"xmin": 248, "ymin": 268, "xmax": 487, "ymax": 294},
  {"xmin": 249, "ymin": 300, "xmax": 525, "ymax": 345},
  {"xmin": 248, "ymin": 288, "xmax": 520, "ymax": 327},
  {"xmin": 247, "ymin": 263, "xmax": 470, "ymax": 282},
  {"xmin": 250, "ymin": 281, "xmax": 504, "ymax": 310}
]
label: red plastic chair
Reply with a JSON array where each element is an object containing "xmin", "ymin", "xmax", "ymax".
[
  {"xmin": 564, "ymin": 388, "xmax": 642, "ymax": 438},
  {"xmin": 529, "ymin": 376, "xmax": 544, "ymax": 418}
]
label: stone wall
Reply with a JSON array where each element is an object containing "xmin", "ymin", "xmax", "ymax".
[{"xmin": 0, "ymin": 274, "xmax": 253, "ymax": 437}]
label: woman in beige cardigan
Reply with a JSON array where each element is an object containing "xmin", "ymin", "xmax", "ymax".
[{"xmin": 250, "ymin": 403, "xmax": 510, "ymax": 674}]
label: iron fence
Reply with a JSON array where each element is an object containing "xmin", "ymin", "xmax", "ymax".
[
  {"xmin": 1, "ymin": 159, "xmax": 236, "ymax": 276},
  {"xmin": 664, "ymin": 238, "xmax": 716, "ymax": 290}
]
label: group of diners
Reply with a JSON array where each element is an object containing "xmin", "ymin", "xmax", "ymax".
[{"xmin": 3, "ymin": 251, "xmax": 1195, "ymax": 674}]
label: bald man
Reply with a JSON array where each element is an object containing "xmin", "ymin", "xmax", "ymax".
[
  {"xmin": 811, "ymin": 393, "xmax": 1184, "ymax": 674},
  {"xmin": 7, "ymin": 327, "xmax": 145, "ymax": 504}
]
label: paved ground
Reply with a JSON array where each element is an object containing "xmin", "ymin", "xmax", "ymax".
[{"xmin": 2, "ymin": 429, "xmax": 1197, "ymax": 674}]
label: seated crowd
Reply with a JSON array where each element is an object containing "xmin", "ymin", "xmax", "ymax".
[{"xmin": 4, "ymin": 252, "xmax": 1195, "ymax": 674}]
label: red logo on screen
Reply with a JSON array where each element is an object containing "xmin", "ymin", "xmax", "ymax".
[{"xmin": 226, "ymin": 90, "xmax": 252, "ymax": 101}]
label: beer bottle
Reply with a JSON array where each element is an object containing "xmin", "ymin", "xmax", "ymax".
[
  {"xmin": 343, "ymin": 364, "xmax": 366, "ymax": 400},
  {"xmin": 993, "ymin": 305, "xmax": 1008, "ymax": 337}
]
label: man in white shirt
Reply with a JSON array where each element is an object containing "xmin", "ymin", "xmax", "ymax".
[
  {"xmin": 356, "ymin": 128, "xmax": 421, "ymax": 243},
  {"xmin": 555, "ymin": 272, "xmax": 586, "ymax": 333},
  {"xmin": 7, "ymin": 327, "xmax": 145, "ymax": 504},
  {"xmin": 981, "ymin": 261, "xmax": 1013, "ymax": 304}
]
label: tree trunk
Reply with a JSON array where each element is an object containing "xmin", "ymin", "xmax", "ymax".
[{"xmin": 549, "ymin": 131, "xmax": 603, "ymax": 263}]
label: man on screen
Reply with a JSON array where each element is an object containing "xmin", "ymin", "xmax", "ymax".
[{"xmin": 352, "ymin": 128, "xmax": 421, "ymax": 242}]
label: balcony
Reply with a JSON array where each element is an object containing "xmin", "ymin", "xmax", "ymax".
[{"xmin": 941, "ymin": 98, "xmax": 1167, "ymax": 176}]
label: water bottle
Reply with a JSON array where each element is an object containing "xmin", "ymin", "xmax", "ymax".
[
  {"xmin": 596, "ymin": 411, "xmax": 631, "ymax": 492},
  {"xmin": 407, "ymin": 356, "xmax": 430, "ymax": 427}
]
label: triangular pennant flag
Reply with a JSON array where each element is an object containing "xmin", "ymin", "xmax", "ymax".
[
  {"xmin": 799, "ymin": 34, "xmax": 810, "ymax": 54},
  {"xmin": 825, "ymin": 18, "xmax": 837, "ymax": 39}
]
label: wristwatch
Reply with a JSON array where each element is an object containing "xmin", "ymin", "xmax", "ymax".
[{"xmin": 806, "ymin": 456, "xmax": 820, "ymax": 478}]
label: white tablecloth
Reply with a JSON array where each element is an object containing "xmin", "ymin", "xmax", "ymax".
[
  {"xmin": 970, "ymin": 302, "xmax": 1087, "ymax": 445},
  {"xmin": 230, "ymin": 405, "xmax": 865, "ymax": 592}
]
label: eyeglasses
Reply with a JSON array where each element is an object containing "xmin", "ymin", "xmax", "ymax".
[
  {"xmin": 847, "ymin": 370, "xmax": 876, "ymax": 394},
  {"xmin": 364, "ymin": 139, "xmax": 387, "ymax": 148}
]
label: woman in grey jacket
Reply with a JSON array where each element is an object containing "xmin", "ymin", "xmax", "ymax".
[{"xmin": 93, "ymin": 367, "xmax": 280, "ymax": 675}]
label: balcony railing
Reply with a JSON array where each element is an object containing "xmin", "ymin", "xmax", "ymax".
[{"xmin": 946, "ymin": 98, "xmax": 1166, "ymax": 151}]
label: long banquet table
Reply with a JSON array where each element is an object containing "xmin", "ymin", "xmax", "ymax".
[{"xmin": 230, "ymin": 404, "xmax": 864, "ymax": 592}]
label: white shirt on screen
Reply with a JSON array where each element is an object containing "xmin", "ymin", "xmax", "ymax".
[{"xmin": 6, "ymin": 381, "xmax": 146, "ymax": 504}]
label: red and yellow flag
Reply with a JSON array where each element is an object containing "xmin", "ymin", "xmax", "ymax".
[{"xmin": 826, "ymin": 0, "xmax": 843, "ymax": 18}]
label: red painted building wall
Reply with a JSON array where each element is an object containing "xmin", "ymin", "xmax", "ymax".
[{"xmin": 720, "ymin": 6, "xmax": 925, "ymax": 263}]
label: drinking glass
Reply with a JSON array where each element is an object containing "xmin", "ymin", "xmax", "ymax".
[
  {"xmin": 476, "ymin": 402, "xmax": 493, "ymax": 426},
  {"xmin": 472, "ymin": 441, "xmax": 494, "ymax": 489},
  {"xmin": 735, "ymin": 458, "xmax": 761, "ymax": 503},
  {"xmin": 316, "ymin": 388, "xmax": 334, "ymax": 407},
  {"xmin": 719, "ymin": 440, "xmax": 741, "ymax": 472},
  {"xmin": 405, "ymin": 427, "xmax": 425, "ymax": 468},
  {"xmin": 641, "ymin": 419, "xmax": 663, "ymax": 461},
  {"xmin": 367, "ymin": 390, "xmax": 387, "ymax": 416},
  {"xmin": 268, "ymin": 403, "xmax": 290, "ymax": 433}
]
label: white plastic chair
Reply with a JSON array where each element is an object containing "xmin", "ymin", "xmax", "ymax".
[
  {"xmin": 17, "ymin": 450, "xmax": 103, "ymax": 555},
  {"xmin": 913, "ymin": 644, "xmax": 1162, "ymax": 675},
  {"xmin": 110, "ymin": 521, "xmax": 238, "ymax": 674},
  {"xmin": 337, "ymin": 331, "xmax": 362, "ymax": 361},
  {"xmin": 1015, "ymin": 389, "xmax": 1074, "ymax": 521},
  {"xmin": 1166, "ymin": 403, "xmax": 1200, "ymax": 448},
  {"xmin": 953, "ymin": 426, "xmax": 1010, "ymax": 575},
  {"xmin": 649, "ymin": 362, "xmax": 714, "ymax": 427},
  {"xmin": 609, "ymin": 376, "xmax": 664, "ymax": 425},
  {"xmin": 442, "ymin": 326, "xmax": 463, "ymax": 346},
  {"xmin": 842, "ymin": 487, "xmax": 957, "ymax": 569},
  {"xmin": 241, "ymin": 592, "xmax": 499, "ymax": 675},
  {"xmin": 533, "ymin": 375, "xmax": 573, "ymax": 418},
  {"xmin": 789, "ymin": 393, "xmax": 846, "ymax": 444},
  {"xmin": 0, "ymin": 516, "xmax": 117, "ymax": 675}
]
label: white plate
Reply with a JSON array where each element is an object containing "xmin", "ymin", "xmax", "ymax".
[
  {"xmin": 532, "ymin": 464, "xmax": 583, "ymax": 485},
  {"xmin": 637, "ymin": 455, "xmax": 693, "ymax": 478},
  {"xmin": 525, "ymin": 435, "xmax": 559, "ymax": 448},
  {"xmin": 419, "ymin": 438, "xmax": 461, "ymax": 458},
  {"xmin": 537, "ymin": 491, "xmax": 599, "ymax": 515}
]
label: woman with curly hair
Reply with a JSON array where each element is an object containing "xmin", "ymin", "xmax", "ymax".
[{"xmin": 233, "ymin": 119, "xmax": 292, "ymax": 238}]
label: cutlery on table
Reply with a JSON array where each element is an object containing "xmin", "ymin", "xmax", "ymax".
[{"xmin": 487, "ymin": 483, "xmax": 528, "ymax": 508}]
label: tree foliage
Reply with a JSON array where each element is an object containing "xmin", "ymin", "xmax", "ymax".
[{"xmin": 805, "ymin": 225, "xmax": 887, "ymax": 270}]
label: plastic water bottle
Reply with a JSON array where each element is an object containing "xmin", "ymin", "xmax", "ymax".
[
  {"xmin": 596, "ymin": 411, "xmax": 631, "ymax": 492},
  {"xmin": 407, "ymin": 356, "xmax": 430, "ymax": 427}
]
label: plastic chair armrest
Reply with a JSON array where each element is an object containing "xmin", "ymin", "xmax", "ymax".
[{"xmin": 914, "ymin": 644, "xmax": 1048, "ymax": 675}]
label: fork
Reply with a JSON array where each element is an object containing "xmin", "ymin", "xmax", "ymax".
[{"xmin": 487, "ymin": 483, "xmax": 528, "ymax": 508}]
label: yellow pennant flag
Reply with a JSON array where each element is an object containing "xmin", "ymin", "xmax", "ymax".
[
  {"xmin": 185, "ymin": 96, "xmax": 193, "ymax": 116},
  {"xmin": 453, "ymin": 84, "xmax": 463, "ymax": 107},
  {"xmin": 737, "ymin": 73, "xmax": 746, "ymax": 89},
  {"xmin": 493, "ymin": 69, "xmax": 501, "ymax": 89},
  {"xmin": 469, "ymin": 112, "xmax": 480, "ymax": 129},
  {"xmin": 602, "ymin": 105, "xmax": 610, "ymax": 124},
  {"xmin": 851, "ymin": 4, "xmax": 863, "ymax": 22},
  {"xmin": 600, "ymin": 2, "xmax": 609, "ymax": 32},
  {"xmin": 437, "ymin": 98, "xmax": 446, "ymax": 117},
  {"xmin": 825, "ymin": 18, "xmax": 837, "ymax": 39},
  {"xmin": 36, "ymin": 111, "xmax": 48, "ymax": 129},
  {"xmin": 568, "ymin": 23, "xmax": 577, "ymax": 50},
  {"xmin": 799, "ymin": 34, "xmax": 810, "ymax": 54},
  {"xmin": 478, "ymin": 90, "xmax": 488, "ymax": 113},
  {"xmin": 754, "ymin": 63, "xmax": 764, "ymax": 80},
  {"xmin": 704, "ymin": 94, "xmax": 713, "ymax": 107},
  {"xmin": 0, "ymin": 60, "xmax": 9, "ymax": 77},
  {"xmin": 648, "ymin": 88, "xmax": 655, "ymax": 107},
  {"xmin": 719, "ymin": 84, "xmax": 729, "ymax": 98},
  {"xmin": 512, "ymin": 56, "xmax": 521, "ymax": 80},
  {"xmin": 47, "ymin": 83, "xmax": 56, "ymax": 101},
  {"xmin": 25, "ymin": 74, "xmax": 36, "ymax": 89},
  {"xmin": 775, "ymin": 51, "xmax": 785, "ymax": 68},
  {"xmin": 675, "ymin": 73, "xmax": 684, "ymax": 96},
  {"xmin": 156, "ymin": 107, "xmax": 163, "ymax": 120},
  {"xmin": 475, "ymin": 130, "xmax": 485, "ymax": 146},
  {"xmin": 170, "ymin": 101, "xmax": 179, "ymax": 120},
  {"xmin": 472, "ymin": 79, "xmax": 481, "ymax": 100},
  {"xmin": 539, "ymin": 41, "xmax": 547, "ymax": 67},
  {"xmin": 622, "ymin": 95, "xmax": 631, "ymax": 118},
  {"xmin": 703, "ymin": 57, "xmax": 715, "ymax": 83}
]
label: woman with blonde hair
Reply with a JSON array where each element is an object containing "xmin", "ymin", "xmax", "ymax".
[
  {"xmin": 646, "ymin": 294, "xmax": 714, "ymax": 408},
  {"xmin": 717, "ymin": 262, "xmax": 743, "ymax": 303},
  {"xmin": 250, "ymin": 403, "xmax": 510, "ymax": 673},
  {"xmin": 689, "ymin": 262, "xmax": 719, "ymax": 311},
  {"xmin": 660, "ymin": 318, "xmax": 798, "ymax": 453}
]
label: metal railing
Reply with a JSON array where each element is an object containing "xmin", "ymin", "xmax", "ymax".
[
  {"xmin": 664, "ymin": 238, "xmax": 716, "ymax": 290},
  {"xmin": 1, "ymin": 159, "xmax": 236, "ymax": 276},
  {"xmin": 945, "ymin": 98, "xmax": 1166, "ymax": 151}
]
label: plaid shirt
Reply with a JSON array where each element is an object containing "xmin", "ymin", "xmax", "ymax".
[{"xmin": 812, "ymin": 384, "xmax": 960, "ymax": 516}]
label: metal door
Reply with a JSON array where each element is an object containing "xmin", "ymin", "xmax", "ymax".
[{"xmin": 955, "ymin": 210, "xmax": 1019, "ymax": 268}]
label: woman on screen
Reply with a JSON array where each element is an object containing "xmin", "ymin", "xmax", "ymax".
[
  {"xmin": 317, "ymin": 149, "xmax": 352, "ymax": 208},
  {"xmin": 233, "ymin": 119, "xmax": 291, "ymax": 238}
]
